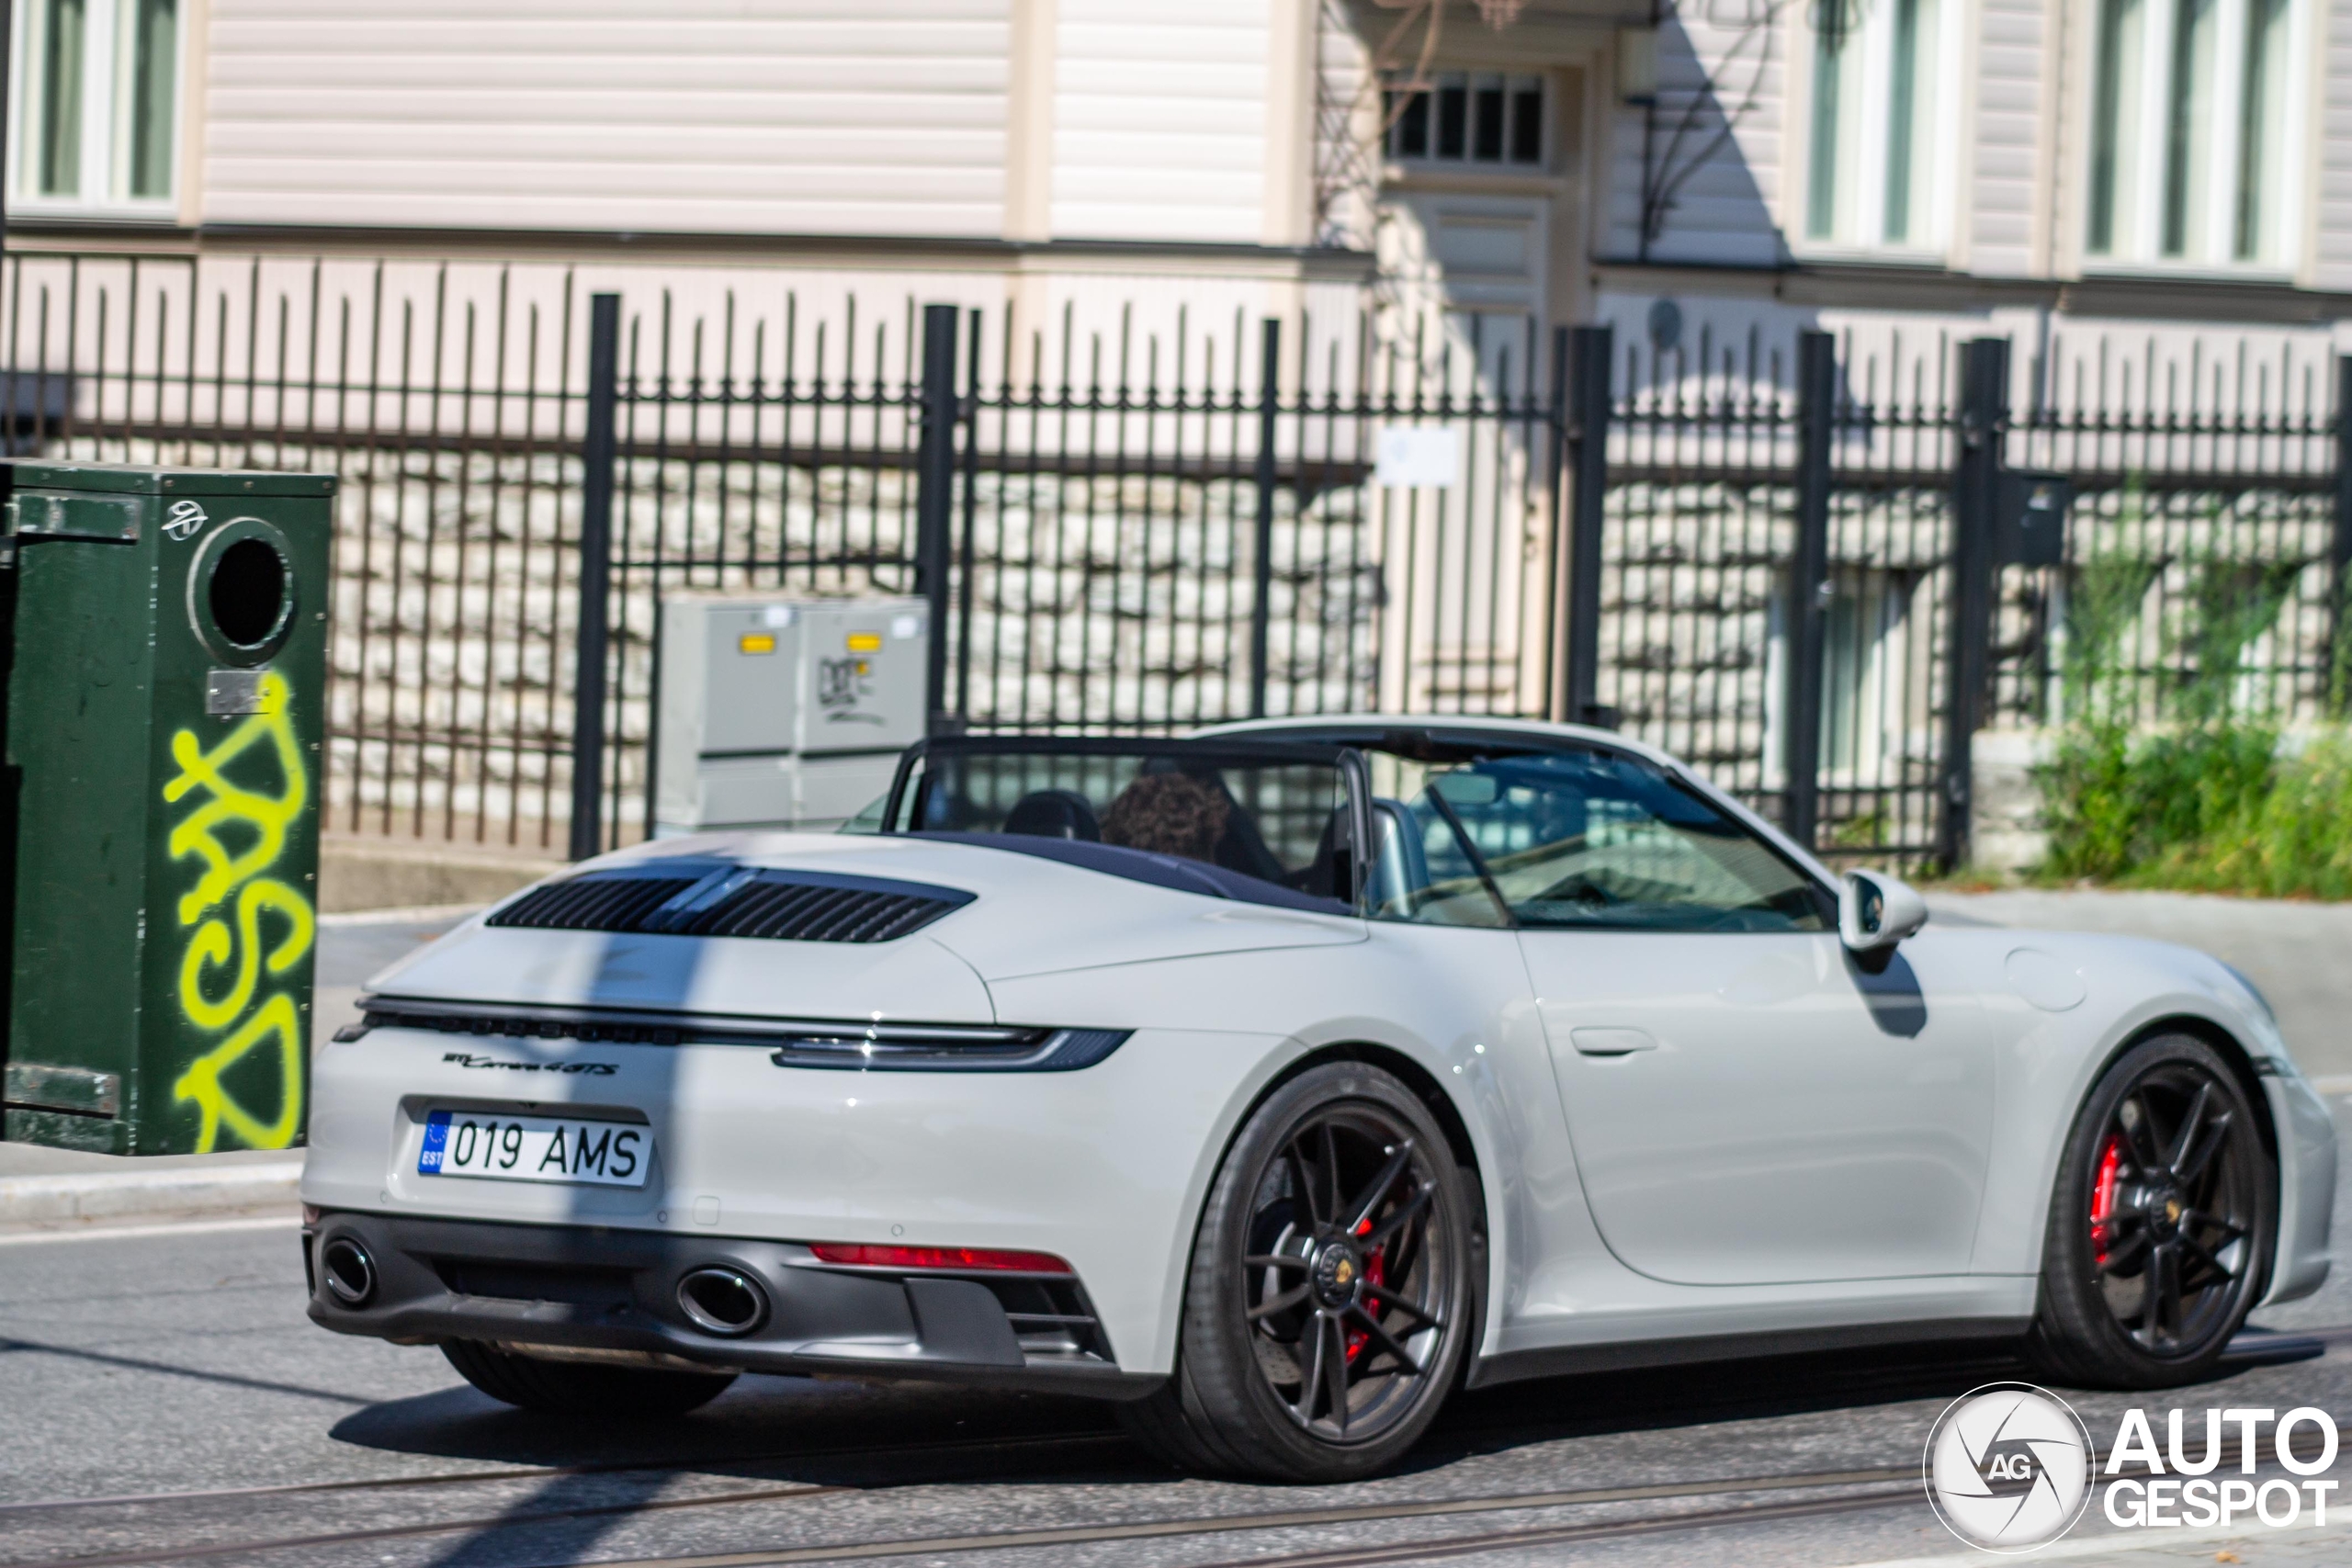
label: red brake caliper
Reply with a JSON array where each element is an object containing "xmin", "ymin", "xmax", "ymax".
[
  {"xmin": 1343, "ymin": 1215, "xmax": 1387, "ymax": 1363},
  {"xmin": 2090, "ymin": 1134, "xmax": 2122, "ymax": 1265}
]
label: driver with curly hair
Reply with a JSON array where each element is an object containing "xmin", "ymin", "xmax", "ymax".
[{"xmin": 1099, "ymin": 770, "xmax": 1231, "ymax": 863}]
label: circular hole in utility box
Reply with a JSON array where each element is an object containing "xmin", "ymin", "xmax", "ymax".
[{"xmin": 209, "ymin": 538, "xmax": 288, "ymax": 647}]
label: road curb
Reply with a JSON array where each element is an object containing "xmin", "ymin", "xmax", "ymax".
[{"xmin": 0, "ymin": 1158, "xmax": 303, "ymax": 1229}]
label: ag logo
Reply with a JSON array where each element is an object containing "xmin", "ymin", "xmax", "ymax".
[
  {"xmin": 164, "ymin": 498, "xmax": 209, "ymax": 540},
  {"xmin": 1924, "ymin": 1382, "xmax": 2094, "ymax": 1552},
  {"xmin": 1982, "ymin": 1441, "xmax": 2041, "ymax": 1483}
]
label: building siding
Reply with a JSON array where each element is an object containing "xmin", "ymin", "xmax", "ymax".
[
  {"xmin": 200, "ymin": 0, "xmax": 1013, "ymax": 236},
  {"xmin": 2314, "ymin": 0, "xmax": 2352, "ymax": 288},
  {"xmin": 1050, "ymin": 1, "xmax": 1272, "ymax": 243},
  {"xmin": 1601, "ymin": 9, "xmax": 1788, "ymax": 268},
  {"xmin": 1970, "ymin": 0, "xmax": 2045, "ymax": 276}
]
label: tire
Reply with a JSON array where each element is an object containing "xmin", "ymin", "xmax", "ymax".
[
  {"xmin": 2027, "ymin": 1034, "xmax": 2275, "ymax": 1389},
  {"xmin": 441, "ymin": 1338, "xmax": 737, "ymax": 1417},
  {"xmin": 1119, "ymin": 1061, "xmax": 1474, "ymax": 1482}
]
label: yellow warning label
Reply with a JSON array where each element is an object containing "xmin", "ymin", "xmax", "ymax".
[
  {"xmin": 846, "ymin": 631, "xmax": 883, "ymax": 652},
  {"xmin": 738, "ymin": 633, "xmax": 777, "ymax": 655}
]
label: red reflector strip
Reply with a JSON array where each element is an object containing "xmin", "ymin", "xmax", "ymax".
[{"xmin": 808, "ymin": 1242, "xmax": 1073, "ymax": 1274}]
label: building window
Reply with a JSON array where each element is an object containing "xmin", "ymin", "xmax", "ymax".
[
  {"xmin": 1384, "ymin": 73, "xmax": 1547, "ymax": 168},
  {"xmin": 2087, "ymin": 0, "xmax": 2297, "ymax": 265},
  {"xmin": 16, "ymin": 0, "xmax": 179, "ymax": 212},
  {"xmin": 1804, "ymin": 0, "xmax": 1945, "ymax": 249}
]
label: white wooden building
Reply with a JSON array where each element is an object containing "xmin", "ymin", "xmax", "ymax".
[{"xmin": 9, "ymin": 0, "xmax": 2346, "ymax": 371}]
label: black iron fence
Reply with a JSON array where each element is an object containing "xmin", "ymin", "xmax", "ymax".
[
  {"xmin": 586, "ymin": 299, "xmax": 1569, "ymax": 844},
  {"xmin": 2, "ymin": 249, "xmax": 2342, "ymax": 874}
]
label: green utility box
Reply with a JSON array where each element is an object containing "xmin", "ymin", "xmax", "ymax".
[{"xmin": 0, "ymin": 463, "xmax": 334, "ymax": 1155}]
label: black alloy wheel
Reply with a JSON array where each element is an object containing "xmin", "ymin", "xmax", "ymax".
[
  {"xmin": 1241, "ymin": 1104, "xmax": 1455, "ymax": 1442},
  {"xmin": 2030, "ymin": 1034, "xmax": 2275, "ymax": 1389},
  {"xmin": 1118, "ymin": 1062, "xmax": 1473, "ymax": 1481}
]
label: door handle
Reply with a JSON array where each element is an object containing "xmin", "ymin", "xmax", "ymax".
[{"xmin": 1569, "ymin": 1026, "xmax": 1657, "ymax": 1056}]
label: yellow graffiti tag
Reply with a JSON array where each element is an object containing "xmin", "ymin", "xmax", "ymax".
[
  {"xmin": 164, "ymin": 671, "xmax": 312, "ymax": 1152},
  {"xmin": 178, "ymin": 878, "xmax": 314, "ymax": 1032},
  {"xmin": 162, "ymin": 673, "xmax": 306, "ymax": 926},
  {"xmin": 171, "ymin": 994, "xmax": 304, "ymax": 1152}
]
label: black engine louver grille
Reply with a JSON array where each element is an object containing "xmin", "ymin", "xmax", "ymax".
[
  {"xmin": 488, "ymin": 876, "xmax": 703, "ymax": 932},
  {"xmin": 487, "ymin": 866, "xmax": 972, "ymax": 943}
]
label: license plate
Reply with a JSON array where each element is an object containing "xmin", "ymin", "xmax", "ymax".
[{"xmin": 417, "ymin": 1111, "xmax": 651, "ymax": 1187}]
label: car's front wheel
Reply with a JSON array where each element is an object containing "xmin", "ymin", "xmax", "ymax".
[
  {"xmin": 2029, "ymin": 1034, "xmax": 2275, "ymax": 1388},
  {"xmin": 1119, "ymin": 1061, "xmax": 1474, "ymax": 1481},
  {"xmin": 442, "ymin": 1338, "xmax": 737, "ymax": 1417}
]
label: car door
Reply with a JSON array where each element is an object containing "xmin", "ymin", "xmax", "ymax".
[{"xmin": 1413, "ymin": 747, "xmax": 1997, "ymax": 1287}]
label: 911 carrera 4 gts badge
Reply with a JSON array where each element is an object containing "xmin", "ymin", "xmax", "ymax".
[{"xmin": 440, "ymin": 1052, "xmax": 617, "ymax": 1076}]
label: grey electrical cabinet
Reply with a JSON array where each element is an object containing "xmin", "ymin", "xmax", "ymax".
[{"xmin": 654, "ymin": 593, "xmax": 929, "ymax": 835}]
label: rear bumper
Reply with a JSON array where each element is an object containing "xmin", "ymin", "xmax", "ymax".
[{"xmin": 304, "ymin": 1209, "xmax": 1161, "ymax": 1399}]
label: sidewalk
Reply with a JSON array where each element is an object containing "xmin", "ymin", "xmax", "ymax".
[{"xmin": 0, "ymin": 1143, "xmax": 301, "ymax": 1231}]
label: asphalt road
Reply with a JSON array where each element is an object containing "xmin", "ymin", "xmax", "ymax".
[
  {"xmin": 313, "ymin": 908, "xmax": 473, "ymax": 1045},
  {"xmin": 4, "ymin": 889, "xmax": 2349, "ymax": 1568},
  {"xmin": 6, "ymin": 1205, "xmax": 2351, "ymax": 1568}
]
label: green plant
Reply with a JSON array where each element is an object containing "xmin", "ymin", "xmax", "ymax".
[
  {"xmin": 2038, "ymin": 721, "xmax": 2276, "ymax": 883},
  {"xmin": 2033, "ymin": 516, "xmax": 2330, "ymax": 893}
]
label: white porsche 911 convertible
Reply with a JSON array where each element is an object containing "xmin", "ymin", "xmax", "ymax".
[{"xmin": 304, "ymin": 717, "xmax": 2336, "ymax": 1481}]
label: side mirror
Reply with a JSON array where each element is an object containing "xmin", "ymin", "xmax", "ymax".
[{"xmin": 1839, "ymin": 869, "xmax": 1928, "ymax": 953}]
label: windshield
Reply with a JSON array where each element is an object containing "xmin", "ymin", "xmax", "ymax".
[{"xmin": 894, "ymin": 741, "xmax": 1360, "ymax": 908}]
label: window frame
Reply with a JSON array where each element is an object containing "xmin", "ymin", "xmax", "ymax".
[
  {"xmin": 11, "ymin": 0, "xmax": 185, "ymax": 220},
  {"xmin": 1792, "ymin": 0, "xmax": 1963, "ymax": 260},
  {"xmin": 1382, "ymin": 69, "xmax": 1553, "ymax": 174},
  {"xmin": 2080, "ymin": 0, "xmax": 2309, "ymax": 274}
]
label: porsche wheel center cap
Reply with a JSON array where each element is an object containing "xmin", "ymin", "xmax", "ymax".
[{"xmin": 1311, "ymin": 1242, "xmax": 1363, "ymax": 1305}]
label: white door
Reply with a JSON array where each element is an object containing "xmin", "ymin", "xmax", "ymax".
[{"xmin": 1394, "ymin": 744, "xmax": 1997, "ymax": 1286}]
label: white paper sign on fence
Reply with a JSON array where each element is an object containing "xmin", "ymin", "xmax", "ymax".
[{"xmin": 1375, "ymin": 425, "xmax": 1461, "ymax": 488}]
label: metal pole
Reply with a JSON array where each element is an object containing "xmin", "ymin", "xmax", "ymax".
[
  {"xmin": 1784, "ymin": 330, "xmax": 1836, "ymax": 852},
  {"xmin": 567, "ymin": 293, "xmax": 620, "ymax": 862},
  {"xmin": 2331, "ymin": 355, "xmax": 2352, "ymax": 710},
  {"xmin": 1250, "ymin": 318, "xmax": 1281, "ymax": 719},
  {"xmin": 956, "ymin": 308, "xmax": 982, "ymax": 725},
  {"xmin": 1940, "ymin": 337, "xmax": 2011, "ymax": 874},
  {"xmin": 1543, "ymin": 324, "xmax": 1572, "ymax": 722},
  {"xmin": 1563, "ymin": 324, "xmax": 1613, "ymax": 725},
  {"xmin": 915, "ymin": 302, "xmax": 959, "ymax": 734}
]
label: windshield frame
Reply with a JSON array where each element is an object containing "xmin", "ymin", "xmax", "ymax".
[
  {"xmin": 1198, "ymin": 723, "xmax": 1840, "ymax": 931},
  {"xmin": 881, "ymin": 735, "xmax": 1374, "ymax": 909}
]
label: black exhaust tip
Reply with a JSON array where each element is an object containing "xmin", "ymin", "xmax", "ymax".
[
  {"xmin": 676, "ymin": 1266, "xmax": 767, "ymax": 1337},
  {"xmin": 321, "ymin": 1236, "xmax": 377, "ymax": 1307}
]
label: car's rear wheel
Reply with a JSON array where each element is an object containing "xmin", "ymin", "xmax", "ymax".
[
  {"xmin": 442, "ymin": 1338, "xmax": 736, "ymax": 1417},
  {"xmin": 2028, "ymin": 1034, "xmax": 2274, "ymax": 1388},
  {"xmin": 1119, "ymin": 1061, "xmax": 1473, "ymax": 1481}
]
